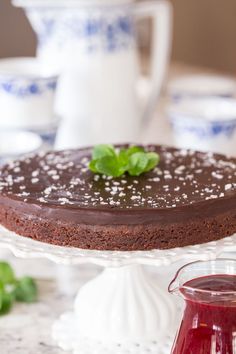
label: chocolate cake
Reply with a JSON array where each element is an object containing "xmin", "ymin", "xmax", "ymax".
[{"xmin": 0, "ymin": 145, "xmax": 235, "ymax": 251}]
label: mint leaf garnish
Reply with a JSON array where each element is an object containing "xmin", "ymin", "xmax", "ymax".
[
  {"xmin": 92, "ymin": 156, "xmax": 126, "ymax": 178},
  {"xmin": 144, "ymin": 152, "xmax": 160, "ymax": 172},
  {"xmin": 118, "ymin": 149, "xmax": 129, "ymax": 167},
  {"xmin": 89, "ymin": 159, "xmax": 99, "ymax": 173},
  {"xmin": 126, "ymin": 146, "xmax": 144, "ymax": 156},
  {"xmin": 89, "ymin": 145, "xmax": 160, "ymax": 177},
  {"xmin": 0, "ymin": 261, "xmax": 38, "ymax": 315},
  {"xmin": 92, "ymin": 144, "xmax": 116, "ymax": 160},
  {"xmin": 128, "ymin": 152, "xmax": 149, "ymax": 176}
]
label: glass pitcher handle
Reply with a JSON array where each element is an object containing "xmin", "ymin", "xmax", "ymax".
[{"xmin": 134, "ymin": 0, "xmax": 173, "ymax": 124}]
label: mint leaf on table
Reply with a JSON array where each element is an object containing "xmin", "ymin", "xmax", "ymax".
[
  {"xmin": 0, "ymin": 276, "xmax": 14, "ymax": 316},
  {"xmin": 89, "ymin": 145, "xmax": 160, "ymax": 178},
  {"xmin": 0, "ymin": 262, "xmax": 38, "ymax": 315},
  {"xmin": 0, "ymin": 262, "xmax": 15, "ymax": 284},
  {"xmin": 14, "ymin": 277, "xmax": 38, "ymax": 303},
  {"xmin": 0, "ymin": 291, "xmax": 14, "ymax": 315}
]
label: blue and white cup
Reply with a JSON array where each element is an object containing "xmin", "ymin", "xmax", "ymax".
[
  {"xmin": 167, "ymin": 97, "xmax": 236, "ymax": 156},
  {"xmin": 0, "ymin": 57, "xmax": 59, "ymax": 146},
  {"xmin": 168, "ymin": 75, "xmax": 236, "ymax": 101}
]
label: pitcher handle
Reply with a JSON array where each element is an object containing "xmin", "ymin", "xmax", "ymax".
[{"xmin": 134, "ymin": 0, "xmax": 173, "ymax": 124}]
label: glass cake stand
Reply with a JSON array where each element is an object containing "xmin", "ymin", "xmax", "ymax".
[{"xmin": 0, "ymin": 224, "xmax": 236, "ymax": 354}]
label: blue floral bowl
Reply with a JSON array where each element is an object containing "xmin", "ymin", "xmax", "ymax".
[{"xmin": 167, "ymin": 97, "xmax": 236, "ymax": 156}]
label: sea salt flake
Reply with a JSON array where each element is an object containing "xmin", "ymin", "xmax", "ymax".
[
  {"xmin": 206, "ymin": 195, "xmax": 218, "ymax": 200},
  {"xmin": 175, "ymin": 165, "xmax": 186, "ymax": 174},
  {"xmin": 44, "ymin": 187, "xmax": 52, "ymax": 195},
  {"xmin": 186, "ymin": 174, "xmax": 194, "ymax": 180},
  {"xmin": 14, "ymin": 176, "xmax": 24, "ymax": 183},
  {"xmin": 148, "ymin": 177, "xmax": 160, "ymax": 182},
  {"xmin": 205, "ymin": 188, "xmax": 213, "ymax": 193},
  {"xmin": 119, "ymin": 192, "xmax": 126, "ymax": 197},
  {"xmin": 48, "ymin": 170, "xmax": 58, "ymax": 176},
  {"xmin": 212, "ymin": 171, "xmax": 223, "ymax": 179},
  {"xmin": 31, "ymin": 178, "xmax": 39, "ymax": 184},
  {"xmin": 131, "ymin": 196, "xmax": 140, "ymax": 200},
  {"xmin": 38, "ymin": 197, "xmax": 46, "ymax": 203},
  {"xmin": 32, "ymin": 170, "xmax": 39, "ymax": 177},
  {"xmin": 225, "ymin": 183, "xmax": 235, "ymax": 191},
  {"xmin": 113, "ymin": 181, "xmax": 120, "ymax": 186},
  {"xmin": 58, "ymin": 197, "xmax": 72, "ymax": 205},
  {"xmin": 19, "ymin": 191, "xmax": 30, "ymax": 197}
]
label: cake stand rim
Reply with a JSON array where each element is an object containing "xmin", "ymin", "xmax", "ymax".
[{"xmin": 0, "ymin": 224, "xmax": 235, "ymax": 267}]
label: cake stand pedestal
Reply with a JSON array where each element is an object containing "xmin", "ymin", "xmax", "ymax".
[{"xmin": 0, "ymin": 225, "xmax": 236, "ymax": 354}]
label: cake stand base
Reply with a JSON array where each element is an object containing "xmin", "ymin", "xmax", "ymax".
[
  {"xmin": 1, "ymin": 226, "xmax": 236, "ymax": 353},
  {"xmin": 53, "ymin": 313, "xmax": 173, "ymax": 354},
  {"xmin": 52, "ymin": 265, "xmax": 177, "ymax": 354}
]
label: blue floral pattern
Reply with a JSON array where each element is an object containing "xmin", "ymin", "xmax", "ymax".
[
  {"xmin": 171, "ymin": 116, "xmax": 236, "ymax": 139},
  {"xmin": 0, "ymin": 78, "xmax": 57, "ymax": 98},
  {"xmin": 27, "ymin": 8, "xmax": 135, "ymax": 53}
]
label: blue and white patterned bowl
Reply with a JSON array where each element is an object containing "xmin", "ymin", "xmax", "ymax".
[
  {"xmin": 0, "ymin": 57, "xmax": 58, "ymax": 131},
  {"xmin": 0, "ymin": 57, "xmax": 57, "ymax": 98},
  {"xmin": 167, "ymin": 97, "xmax": 236, "ymax": 156},
  {"xmin": 168, "ymin": 75, "xmax": 236, "ymax": 101}
]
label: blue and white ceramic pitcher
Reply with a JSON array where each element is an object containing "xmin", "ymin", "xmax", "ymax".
[{"xmin": 14, "ymin": 0, "xmax": 172, "ymax": 147}]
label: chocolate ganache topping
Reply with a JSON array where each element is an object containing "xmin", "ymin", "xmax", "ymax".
[{"xmin": 0, "ymin": 145, "xmax": 235, "ymax": 251}]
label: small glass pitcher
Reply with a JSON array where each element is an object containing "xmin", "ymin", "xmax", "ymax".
[{"xmin": 169, "ymin": 259, "xmax": 236, "ymax": 354}]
